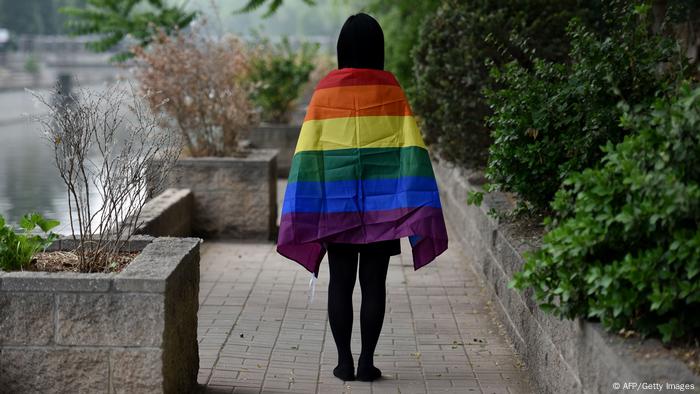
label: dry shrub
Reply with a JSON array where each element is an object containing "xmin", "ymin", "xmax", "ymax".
[
  {"xmin": 33, "ymin": 82, "xmax": 181, "ymax": 272},
  {"xmin": 133, "ymin": 28, "xmax": 257, "ymax": 157}
]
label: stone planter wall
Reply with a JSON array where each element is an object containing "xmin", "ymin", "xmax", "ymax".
[
  {"xmin": 432, "ymin": 156, "xmax": 700, "ymax": 394},
  {"xmin": 157, "ymin": 150, "xmax": 278, "ymax": 240},
  {"xmin": 0, "ymin": 237, "xmax": 201, "ymax": 394},
  {"xmin": 132, "ymin": 188, "xmax": 194, "ymax": 237},
  {"xmin": 246, "ymin": 123, "xmax": 300, "ymax": 178}
]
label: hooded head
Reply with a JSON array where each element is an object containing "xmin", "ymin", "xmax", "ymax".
[{"xmin": 336, "ymin": 13, "xmax": 384, "ymax": 70}]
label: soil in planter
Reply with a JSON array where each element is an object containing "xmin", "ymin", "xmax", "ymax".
[
  {"xmin": 24, "ymin": 251, "xmax": 139, "ymax": 273},
  {"xmin": 180, "ymin": 144, "xmax": 253, "ymax": 159},
  {"xmin": 672, "ymin": 346, "xmax": 699, "ymax": 376}
]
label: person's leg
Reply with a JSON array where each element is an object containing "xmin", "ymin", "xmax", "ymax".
[
  {"xmin": 327, "ymin": 244, "xmax": 359, "ymax": 381},
  {"xmin": 357, "ymin": 250, "xmax": 391, "ymax": 381}
]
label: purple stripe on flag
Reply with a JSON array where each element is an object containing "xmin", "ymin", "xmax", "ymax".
[
  {"xmin": 277, "ymin": 206, "xmax": 448, "ymax": 274},
  {"xmin": 412, "ymin": 235, "xmax": 448, "ymax": 270}
]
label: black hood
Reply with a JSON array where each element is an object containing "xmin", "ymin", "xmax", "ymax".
[{"xmin": 336, "ymin": 13, "xmax": 384, "ymax": 70}]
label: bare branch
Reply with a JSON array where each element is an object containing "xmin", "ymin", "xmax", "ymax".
[{"xmin": 31, "ymin": 81, "xmax": 182, "ymax": 272}]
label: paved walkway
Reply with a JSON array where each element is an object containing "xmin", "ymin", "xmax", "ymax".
[{"xmin": 195, "ymin": 223, "xmax": 534, "ymax": 393}]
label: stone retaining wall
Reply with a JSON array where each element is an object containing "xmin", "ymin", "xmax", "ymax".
[
  {"xmin": 432, "ymin": 157, "xmax": 700, "ymax": 394},
  {"xmin": 246, "ymin": 124, "xmax": 300, "ymax": 178},
  {"xmin": 158, "ymin": 150, "xmax": 278, "ymax": 240},
  {"xmin": 132, "ymin": 188, "xmax": 194, "ymax": 237},
  {"xmin": 0, "ymin": 237, "xmax": 201, "ymax": 394}
]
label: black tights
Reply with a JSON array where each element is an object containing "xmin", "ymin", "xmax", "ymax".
[{"xmin": 327, "ymin": 245, "xmax": 390, "ymax": 369}]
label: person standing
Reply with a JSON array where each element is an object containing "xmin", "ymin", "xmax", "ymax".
[{"xmin": 277, "ymin": 13, "xmax": 448, "ymax": 382}]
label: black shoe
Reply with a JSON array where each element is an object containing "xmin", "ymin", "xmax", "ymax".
[
  {"xmin": 356, "ymin": 365, "xmax": 382, "ymax": 382},
  {"xmin": 333, "ymin": 364, "xmax": 355, "ymax": 381}
]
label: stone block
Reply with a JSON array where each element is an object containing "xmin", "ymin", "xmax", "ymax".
[
  {"xmin": 0, "ymin": 348, "xmax": 110, "ymax": 393},
  {"xmin": 0, "ymin": 292, "xmax": 54, "ymax": 345},
  {"xmin": 132, "ymin": 188, "xmax": 194, "ymax": 237},
  {"xmin": 56, "ymin": 292, "xmax": 165, "ymax": 346},
  {"xmin": 47, "ymin": 235, "xmax": 154, "ymax": 253},
  {"xmin": 162, "ymin": 237, "xmax": 200, "ymax": 394},
  {"xmin": 493, "ymin": 232, "xmax": 526, "ymax": 279},
  {"xmin": 247, "ymin": 123, "xmax": 300, "ymax": 177},
  {"xmin": 110, "ymin": 349, "xmax": 163, "ymax": 394},
  {"xmin": 1, "ymin": 271, "xmax": 112, "ymax": 292},
  {"xmin": 157, "ymin": 151, "xmax": 278, "ymax": 239},
  {"xmin": 114, "ymin": 237, "xmax": 201, "ymax": 293}
]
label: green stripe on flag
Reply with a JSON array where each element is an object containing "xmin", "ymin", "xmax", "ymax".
[{"xmin": 288, "ymin": 146, "xmax": 435, "ymax": 183}]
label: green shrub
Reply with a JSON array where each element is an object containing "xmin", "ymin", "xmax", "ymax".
[
  {"xmin": 0, "ymin": 213, "xmax": 59, "ymax": 271},
  {"xmin": 485, "ymin": 3, "xmax": 690, "ymax": 210},
  {"xmin": 249, "ymin": 37, "xmax": 318, "ymax": 124},
  {"xmin": 365, "ymin": 0, "xmax": 441, "ymax": 97},
  {"xmin": 23, "ymin": 54, "xmax": 40, "ymax": 75},
  {"xmin": 413, "ymin": 0, "xmax": 594, "ymax": 168},
  {"xmin": 511, "ymin": 83, "xmax": 700, "ymax": 343}
]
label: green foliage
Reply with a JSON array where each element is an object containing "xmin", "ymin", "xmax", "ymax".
[
  {"xmin": 364, "ymin": 0, "xmax": 441, "ymax": 98},
  {"xmin": 238, "ymin": 0, "xmax": 315, "ymax": 17},
  {"xmin": 23, "ymin": 55, "xmax": 40, "ymax": 74},
  {"xmin": 511, "ymin": 83, "xmax": 700, "ymax": 343},
  {"xmin": 466, "ymin": 191, "xmax": 484, "ymax": 206},
  {"xmin": 413, "ymin": 0, "xmax": 591, "ymax": 168},
  {"xmin": 485, "ymin": 3, "xmax": 690, "ymax": 210},
  {"xmin": 60, "ymin": 0, "xmax": 197, "ymax": 62},
  {"xmin": 0, "ymin": 213, "xmax": 59, "ymax": 271},
  {"xmin": 249, "ymin": 37, "xmax": 318, "ymax": 124}
]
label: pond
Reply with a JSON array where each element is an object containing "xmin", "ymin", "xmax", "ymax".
[{"xmin": 0, "ymin": 84, "xmax": 119, "ymax": 235}]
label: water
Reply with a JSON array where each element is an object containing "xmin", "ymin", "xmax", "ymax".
[{"xmin": 0, "ymin": 84, "xmax": 114, "ymax": 234}]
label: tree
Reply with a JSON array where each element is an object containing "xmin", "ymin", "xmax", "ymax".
[
  {"xmin": 364, "ymin": 0, "xmax": 441, "ymax": 98},
  {"xmin": 60, "ymin": 0, "xmax": 197, "ymax": 62},
  {"xmin": 238, "ymin": 0, "xmax": 316, "ymax": 17}
]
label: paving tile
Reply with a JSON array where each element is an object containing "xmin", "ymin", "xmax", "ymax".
[{"xmin": 196, "ymin": 180, "xmax": 534, "ymax": 393}]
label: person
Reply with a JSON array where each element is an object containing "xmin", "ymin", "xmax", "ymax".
[{"xmin": 276, "ymin": 13, "xmax": 448, "ymax": 382}]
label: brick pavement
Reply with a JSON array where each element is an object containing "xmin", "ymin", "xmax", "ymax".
[{"xmin": 195, "ymin": 224, "xmax": 534, "ymax": 393}]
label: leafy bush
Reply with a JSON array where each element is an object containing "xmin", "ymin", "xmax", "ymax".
[
  {"xmin": 511, "ymin": 83, "xmax": 700, "ymax": 343},
  {"xmin": 413, "ymin": 0, "xmax": 594, "ymax": 168},
  {"xmin": 249, "ymin": 37, "xmax": 318, "ymax": 124},
  {"xmin": 365, "ymin": 0, "xmax": 441, "ymax": 97},
  {"xmin": 0, "ymin": 213, "xmax": 59, "ymax": 271},
  {"xmin": 485, "ymin": 3, "xmax": 690, "ymax": 210}
]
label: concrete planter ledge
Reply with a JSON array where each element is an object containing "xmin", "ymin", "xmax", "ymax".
[
  {"xmin": 0, "ymin": 237, "xmax": 201, "ymax": 394},
  {"xmin": 131, "ymin": 188, "xmax": 194, "ymax": 237},
  {"xmin": 246, "ymin": 123, "xmax": 300, "ymax": 178},
  {"xmin": 156, "ymin": 150, "xmax": 278, "ymax": 240},
  {"xmin": 432, "ymin": 156, "xmax": 700, "ymax": 394}
]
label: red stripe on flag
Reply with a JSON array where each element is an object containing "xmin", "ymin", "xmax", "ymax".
[{"xmin": 315, "ymin": 68, "xmax": 400, "ymax": 90}]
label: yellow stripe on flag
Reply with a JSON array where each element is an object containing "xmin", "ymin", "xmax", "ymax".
[{"xmin": 294, "ymin": 115, "xmax": 426, "ymax": 153}]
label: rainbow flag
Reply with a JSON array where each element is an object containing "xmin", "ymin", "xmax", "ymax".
[{"xmin": 277, "ymin": 68, "xmax": 448, "ymax": 276}]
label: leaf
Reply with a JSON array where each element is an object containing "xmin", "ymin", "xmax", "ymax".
[
  {"xmin": 19, "ymin": 214, "xmax": 37, "ymax": 231},
  {"xmin": 60, "ymin": 0, "xmax": 197, "ymax": 61},
  {"xmin": 37, "ymin": 218, "xmax": 60, "ymax": 233},
  {"xmin": 467, "ymin": 191, "xmax": 484, "ymax": 206}
]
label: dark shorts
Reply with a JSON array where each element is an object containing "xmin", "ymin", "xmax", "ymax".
[{"xmin": 326, "ymin": 238, "xmax": 401, "ymax": 256}]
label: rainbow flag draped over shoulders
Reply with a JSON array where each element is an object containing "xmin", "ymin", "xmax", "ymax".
[{"xmin": 277, "ymin": 68, "xmax": 448, "ymax": 276}]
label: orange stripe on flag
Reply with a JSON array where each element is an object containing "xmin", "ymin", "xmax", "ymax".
[{"xmin": 304, "ymin": 85, "xmax": 413, "ymax": 121}]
